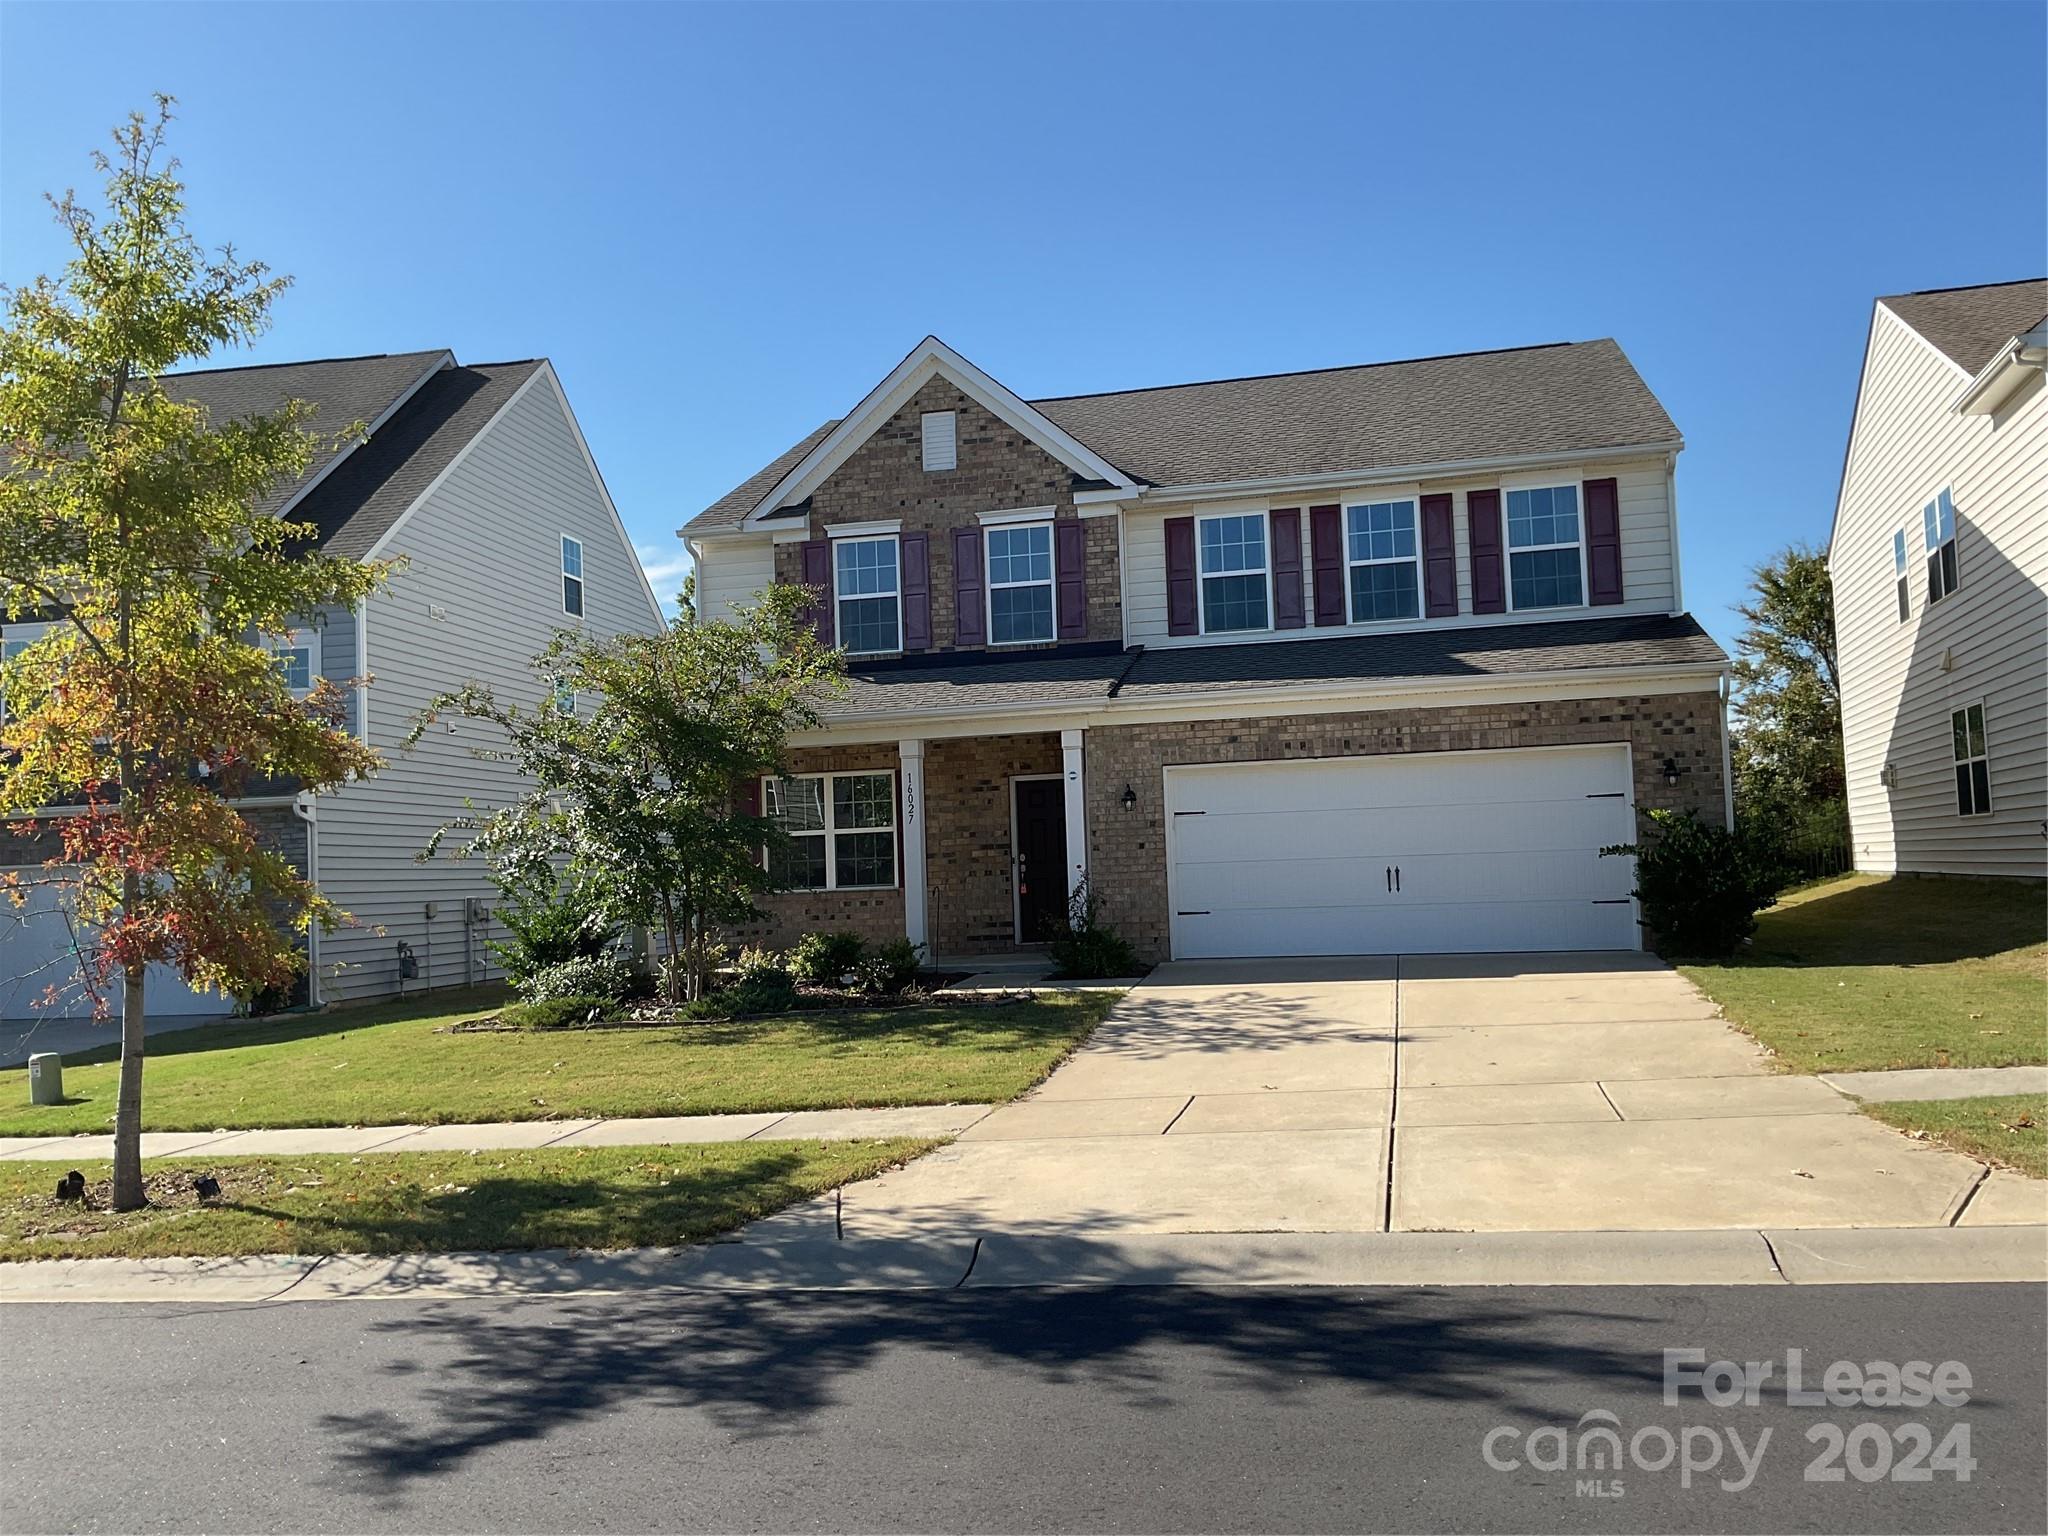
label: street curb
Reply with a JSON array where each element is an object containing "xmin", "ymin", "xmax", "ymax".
[{"xmin": 3, "ymin": 1225, "xmax": 2042, "ymax": 1303}]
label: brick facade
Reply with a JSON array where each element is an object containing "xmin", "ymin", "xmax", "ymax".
[
  {"xmin": 728, "ymin": 744, "xmax": 907, "ymax": 953},
  {"xmin": 771, "ymin": 377, "xmax": 1122, "ymax": 653},
  {"xmin": 1081, "ymin": 690, "xmax": 1727, "ymax": 964},
  {"xmin": 924, "ymin": 731, "xmax": 1061, "ymax": 954}
]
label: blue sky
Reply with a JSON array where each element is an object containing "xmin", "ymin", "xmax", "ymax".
[{"xmin": 3, "ymin": 1, "xmax": 2042, "ymax": 648}]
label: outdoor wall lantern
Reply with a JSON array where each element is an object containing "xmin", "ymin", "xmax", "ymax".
[
  {"xmin": 1661, "ymin": 757, "xmax": 1681, "ymax": 787},
  {"xmin": 1120, "ymin": 783, "xmax": 1138, "ymax": 811}
]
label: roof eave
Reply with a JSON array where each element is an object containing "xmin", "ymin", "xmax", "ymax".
[{"xmin": 1952, "ymin": 323, "xmax": 2048, "ymax": 415}]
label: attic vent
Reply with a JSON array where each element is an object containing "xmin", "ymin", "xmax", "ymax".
[{"xmin": 921, "ymin": 411, "xmax": 957, "ymax": 472}]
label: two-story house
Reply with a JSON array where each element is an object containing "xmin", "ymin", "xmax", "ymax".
[
  {"xmin": 683, "ymin": 337, "xmax": 1730, "ymax": 965},
  {"xmin": 2, "ymin": 349, "xmax": 664, "ymax": 1018},
  {"xmin": 1831, "ymin": 279, "xmax": 2047, "ymax": 881}
]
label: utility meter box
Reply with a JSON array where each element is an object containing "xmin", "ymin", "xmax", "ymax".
[{"xmin": 27, "ymin": 1054, "xmax": 62, "ymax": 1106}]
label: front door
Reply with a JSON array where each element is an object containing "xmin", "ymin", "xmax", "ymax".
[{"xmin": 1012, "ymin": 777, "xmax": 1068, "ymax": 942}]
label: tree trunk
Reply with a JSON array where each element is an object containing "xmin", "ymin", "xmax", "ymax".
[{"xmin": 110, "ymin": 948, "xmax": 147, "ymax": 1210}]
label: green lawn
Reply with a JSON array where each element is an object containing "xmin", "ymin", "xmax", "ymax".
[
  {"xmin": 0, "ymin": 988, "xmax": 1121, "ymax": 1137},
  {"xmin": 1865, "ymin": 1095, "xmax": 2046, "ymax": 1181},
  {"xmin": 0, "ymin": 1139, "xmax": 932, "ymax": 1261},
  {"xmin": 1680, "ymin": 874, "xmax": 2046, "ymax": 1074}
]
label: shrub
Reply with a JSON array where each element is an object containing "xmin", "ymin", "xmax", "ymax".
[
  {"xmin": 852, "ymin": 938, "xmax": 924, "ymax": 997},
  {"xmin": 525, "ymin": 951, "xmax": 631, "ymax": 1003},
  {"xmin": 732, "ymin": 945, "xmax": 791, "ymax": 987},
  {"xmin": 1047, "ymin": 878, "xmax": 1139, "ymax": 980},
  {"xmin": 789, "ymin": 930, "xmax": 866, "ymax": 986},
  {"xmin": 501, "ymin": 995, "xmax": 609, "ymax": 1030},
  {"xmin": 487, "ymin": 872, "xmax": 618, "ymax": 987},
  {"xmin": 1602, "ymin": 808, "xmax": 1787, "ymax": 958}
]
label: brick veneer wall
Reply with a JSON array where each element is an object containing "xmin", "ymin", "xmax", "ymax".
[
  {"xmin": 727, "ymin": 744, "xmax": 906, "ymax": 952},
  {"xmin": 1083, "ymin": 690, "xmax": 1727, "ymax": 964},
  {"xmin": 771, "ymin": 377, "xmax": 1122, "ymax": 651},
  {"xmin": 924, "ymin": 732, "xmax": 1061, "ymax": 954}
]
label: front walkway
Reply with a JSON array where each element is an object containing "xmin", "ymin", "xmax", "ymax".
[{"xmin": 743, "ymin": 954, "xmax": 2048, "ymax": 1239}]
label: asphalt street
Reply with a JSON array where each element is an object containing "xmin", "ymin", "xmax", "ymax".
[{"xmin": 3, "ymin": 1282, "xmax": 2042, "ymax": 1534}]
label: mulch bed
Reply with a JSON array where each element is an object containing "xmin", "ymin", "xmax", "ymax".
[
  {"xmin": 7, "ymin": 1166, "xmax": 256, "ymax": 1241},
  {"xmin": 441, "ymin": 985, "xmax": 1038, "ymax": 1034}
]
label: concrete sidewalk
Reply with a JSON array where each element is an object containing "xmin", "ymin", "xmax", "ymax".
[
  {"xmin": 0, "ymin": 1102, "xmax": 990, "ymax": 1162},
  {"xmin": 1821, "ymin": 1064, "xmax": 2048, "ymax": 1102},
  {"xmin": 5, "ymin": 1224, "xmax": 2044, "ymax": 1304}
]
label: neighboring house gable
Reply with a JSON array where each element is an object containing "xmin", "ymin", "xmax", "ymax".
[{"xmin": 1831, "ymin": 279, "xmax": 2048, "ymax": 880}]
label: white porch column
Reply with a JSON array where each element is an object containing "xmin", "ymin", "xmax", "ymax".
[
  {"xmin": 1060, "ymin": 727, "xmax": 1088, "ymax": 905},
  {"xmin": 898, "ymin": 738, "xmax": 929, "ymax": 951}
]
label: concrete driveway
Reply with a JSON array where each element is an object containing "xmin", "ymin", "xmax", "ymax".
[{"xmin": 753, "ymin": 954, "xmax": 2037, "ymax": 1240}]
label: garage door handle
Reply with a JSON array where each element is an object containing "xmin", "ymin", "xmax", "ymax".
[
  {"xmin": 1395, "ymin": 866, "xmax": 1401, "ymax": 893},
  {"xmin": 1385, "ymin": 865, "xmax": 1392, "ymax": 892}
]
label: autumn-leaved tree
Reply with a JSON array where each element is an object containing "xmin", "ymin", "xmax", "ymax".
[
  {"xmin": 414, "ymin": 580, "xmax": 843, "ymax": 1005},
  {"xmin": 0, "ymin": 101, "xmax": 384, "ymax": 1209},
  {"xmin": 1730, "ymin": 544, "xmax": 1846, "ymax": 858}
]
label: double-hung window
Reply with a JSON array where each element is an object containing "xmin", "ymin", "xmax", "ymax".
[
  {"xmin": 1345, "ymin": 499, "xmax": 1421, "ymax": 622},
  {"xmin": 986, "ymin": 522, "xmax": 1055, "ymax": 644},
  {"xmin": 271, "ymin": 631, "xmax": 315, "ymax": 696},
  {"xmin": 1923, "ymin": 488, "xmax": 1958, "ymax": 604},
  {"xmin": 1506, "ymin": 485, "xmax": 1585, "ymax": 610},
  {"xmin": 1893, "ymin": 530, "xmax": 1911, "ymax": 623},
  {"xmin": 764, "ymin": 771, "xmax": 897, "ymax": 890},
  {"xmin": 0, "ymin": 628, "xmax": 43, "ymax": 723},
  {"xmin": 1198, "ymin": 512, "xmax": 1269, "ymax": 633},
  {"xmin": 561, "ymin": 535, "xmax": 585, "ymax": 617},
  {"xmin": 1951, "ymin": 703, "xmax": 1991, "ymax": 817},
  {"xmin": 834, "ymin": 534, "xmax": 901, "ymax": 655}
]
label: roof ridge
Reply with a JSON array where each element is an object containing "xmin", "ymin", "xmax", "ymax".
[
  {"xmin": 1880, "ymin": 278, "xmax": 2047, "ymax": 303},
  {"xmin": 161, "ymin": 348, "xmax": 449, "ymax": 379},
  {"xmin": 1029, "ymin": 339, "xmax": 1598, "ymax": 404}
]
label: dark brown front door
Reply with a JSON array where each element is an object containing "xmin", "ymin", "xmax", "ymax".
[{"xmin": 1012, "ymin": 778, "xmax": 1068, "ymax": 942}]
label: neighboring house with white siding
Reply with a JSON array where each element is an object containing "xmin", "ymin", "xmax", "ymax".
[
  {"xmin": 682, "ymin": 335, "xmax": 1729, "ymax": 966},
  {"xmin": 1830, "ymin": 280, "xmax": 2047, "ymax": 881},
  {"xmin": 1, "ymin": 350, "xmax": 664, "ymax": 1015}
]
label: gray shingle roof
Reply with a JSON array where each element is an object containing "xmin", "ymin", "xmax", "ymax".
[
  {"xmin": 809, "ymin": 614, "xmax": 1725, "ymax": 720},
  {"xmin": 1880, "ymin": 280, "xmax": 2048, "ymax": 373},
  {"xmin": 166, "ymin": 350, "xmax": 449, "ymax": 518},
  {"xmin": 684, "ymin": 339, "xmax": 1679, "ymax": 533},
  {"xmin": 291, "ymin": 361, "xmax": 545, "ymax": 558}
]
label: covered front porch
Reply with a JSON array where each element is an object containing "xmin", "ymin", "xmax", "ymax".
[{"xmin": 739, "ymin": 726, "xmax": 1093, "ymax": 960}]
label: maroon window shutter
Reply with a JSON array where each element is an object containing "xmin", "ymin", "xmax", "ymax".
[
  {"xmin": 1309, "ymin": 504, "xmax": 1345, "ymax": 626},
  {"xmin": 1270, "ymin": 508, "xmax": 1304, "ymax": 629},
  {"xmin": 952, "ymin": 525, "xmax": 985, "ymax": 646},
  {"xmin": 1164, "ymin": 516, "xmax": 1198, "ymax": 635},
  {"xmin": 900, "ymin": 532, "xmax": 931, "ymax": 650},
  {"xmin": 800, "ymin": 538, "xmax": 834, "ymax": 644},
  {"xmin": 1468, "ymin": 489, "xmax": 1505, "ymax": 614},
  {"xmin": 1583, "ymin": 477, "xmax": 1624, "ymax": 605},
  {"xmin": 1055, "ymin": 520, "xmax": 1088, "ymax": 640},
  {"xmin": 1420, "ymin": 493, "xmax": 1457, "ymax": 618}
]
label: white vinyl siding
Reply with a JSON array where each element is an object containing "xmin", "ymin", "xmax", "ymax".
[
  {"xmin": 313, "ymin": 373, "xmax": 663, "ymax": 1002},
  {"xmin": 1123, "ymin": 455, "xmax": 1679, "ymax": 648},
  {"xmin": 693, "ymin": 535, "xmax": 776, "ymax": 625},
  {"xmin": 1832, "ymin": 302, "xmax": 2047, "ymax": 878}
]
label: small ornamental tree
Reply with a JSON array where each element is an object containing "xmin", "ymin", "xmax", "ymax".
[
  {"xmin": 414, "ymin": 580, "xmax": 843, "ymax": 1005},
  {"xmin": 0, "ymin": 101, "xmax": 385, "ymax": 1209}
]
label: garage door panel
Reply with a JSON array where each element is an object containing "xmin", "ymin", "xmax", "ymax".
[
  {"xmin": 1165, "ymin": 747, "xmax": 1639, "ymax": 959},
  {"xmin": 0, "ymin": 877, "xmax": 222, "ymax": 1019}
]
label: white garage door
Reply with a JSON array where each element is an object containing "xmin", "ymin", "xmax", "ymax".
[
  {"xmin": 1165, "ymin": 745, "xmax": 1640, "ymax": 958},
  {"xmin": 0, "ymin": 873, "xmax": 224, "ymax": 1019}
]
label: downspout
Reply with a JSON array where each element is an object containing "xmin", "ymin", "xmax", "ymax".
[{"xmin": 292, "ymin": 794, "xmax": 321, "ymax": 1007}]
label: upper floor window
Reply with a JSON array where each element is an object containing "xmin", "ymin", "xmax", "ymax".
[
  {"xmin": 1198, "ymin": 512, "xmax": 1269, "ymax": 633},
  {"xmin": 0, "ymin": 627, "xmax": 45, "ymax": 722},
  {"xmin": 1952, "ymin": 703, "xmax": 1991, "ymax": 816},
  {"xmin": 1923, "ymin": 488, "xmax": 1958, "ymax": 605},
  {"xmin": 561, "ymin": 535, "xmax": 585, "ymax": 617},
  {"xmin": 765, "ymin": 770, "xmax": 897, "ymax": 890},
  {"xmin": 921, "ymin": 411, "xmax": 957, "ymax": 471},
  {"xmin": 270, "ymin": 631, "xmax": 315, "ymax": 696},
  {"xmin": 551, "ymin": 678, "xmax": 577, "ymax": 718},
  {"xmin": 1345, "ymin": 500, "xmax": 1420, "ymax": 622},
  {"xmin": 1506, "ymin": 485, "xmax": 1585, "ymax": 611},
  {"xmin": 1893, "ymin": 529, "xmax": 1910, "ymax": 623},
  {"xmin": 834, "ymin": 534, "xmax": 901, "ymax": 654},
  {"xmin": 986, "ymin": 522, "xmax": 1055, "ymax": 645}
]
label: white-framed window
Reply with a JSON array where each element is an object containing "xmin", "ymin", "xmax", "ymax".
[
  {"xmin": 986, "ymin": 522, "xmax": 1055, "ymax": 645},
  {"xmin": 1506, "ymin": 484, "xmax": 1586, "ymax": 611},
  {"xmin": 1197, "ymin": 511, "xmax": 1269, "ymax": 634},
  {"xmin": 921, "ymin": 411, "xmax": 957, "ymax": 471},
  {"xmin": 1951, "ymin": 702, "xmax": 1991, "ymax": 817},
  {"xmin": 561, "ymin": 535, "xmax": 585, "ymax": 617},
  {"xmin": 271, "ymin": 632, "xmax": 315, "ymax": 696},
  {"xmin": 1923, "ymin": 488, "xmax": 1958, "ymax": 605},
  {"xmin": 1893, "ymin": 529, "xmax": 1911, "ymax": 623},
  {"xmin": 764, "ymin": 770, "xmax": 897, "ymax": 890},
  {"xmin": 833, "ymin": 534, "xmax": 902, "ymax": 655},
  {"xmin": 0, "ymin": 625, "xmax": 46, "ymax": 723},
  {"xmin": 1344, "ymin": 499, "xmax": 1421, "ymax": 623},
  {"xmin": 551, "ymin": 678, "xmax": 577, "ymax": 718}
]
